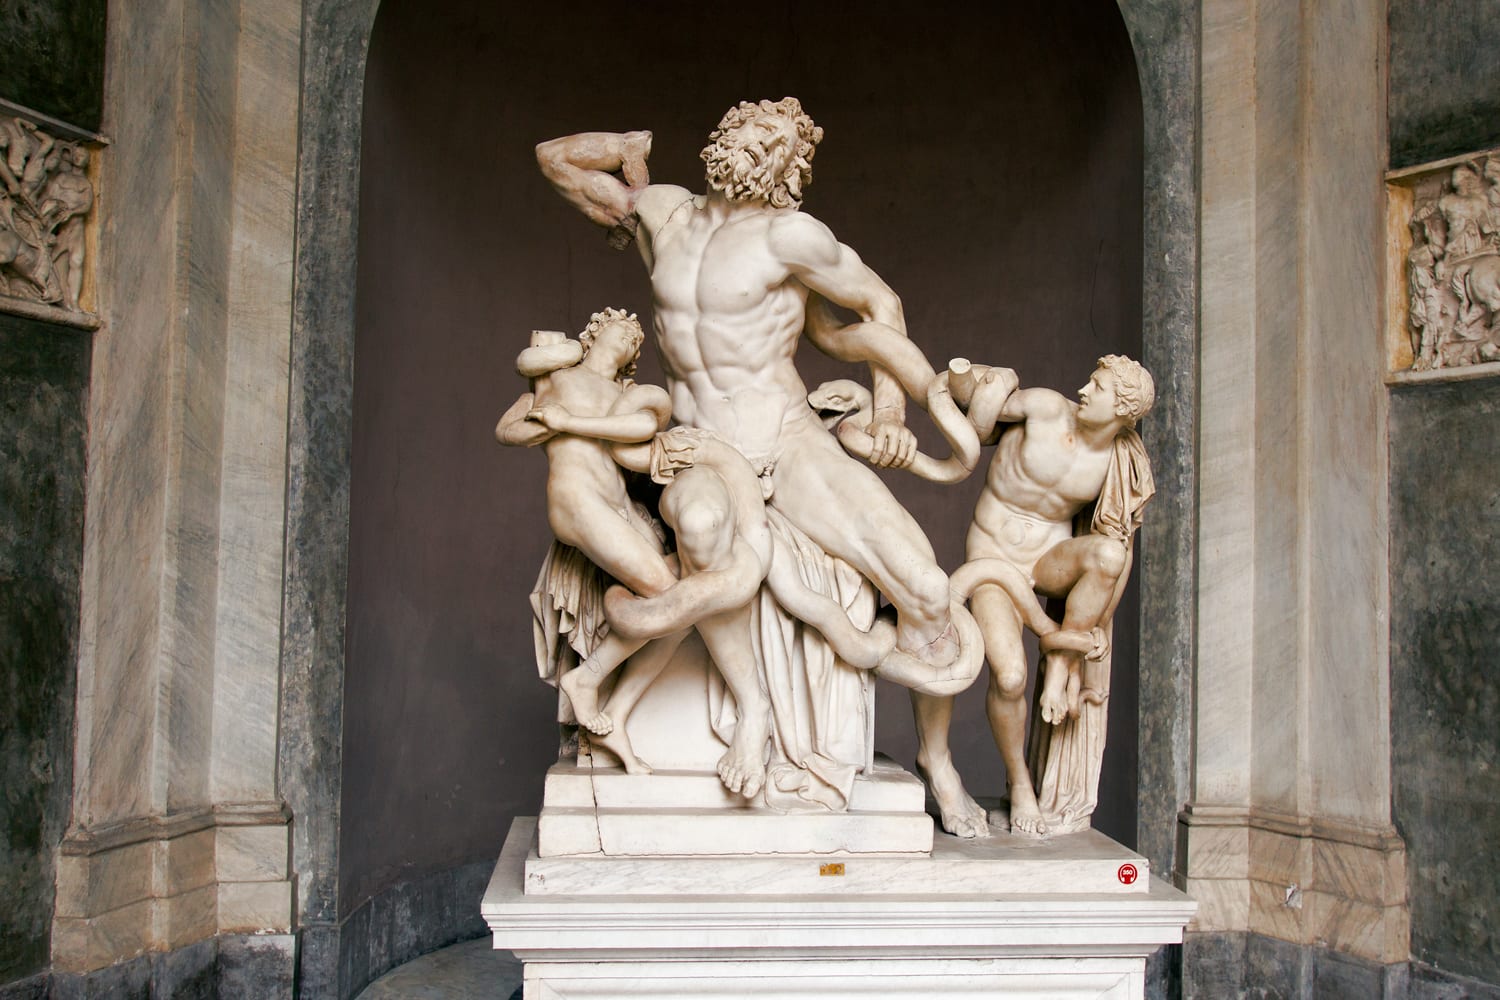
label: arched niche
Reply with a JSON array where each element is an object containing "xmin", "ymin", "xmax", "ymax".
[{"xmin": 282, "ymin": 0, "xmax": 1197, "ymax": 994}]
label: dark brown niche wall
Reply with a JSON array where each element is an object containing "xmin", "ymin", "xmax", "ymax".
[{"xmin": 347, "ymin": 0, "xmax": 1142, "ymax": 912}]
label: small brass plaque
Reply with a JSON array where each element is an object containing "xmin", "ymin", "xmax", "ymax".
[{"xmin": 819, "ymin": 863, "xmax": 845, "ymax": 877}]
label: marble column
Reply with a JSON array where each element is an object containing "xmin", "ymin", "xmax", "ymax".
[
  {"xmin": 1180, "ymin": 0, "xmax": 1408, "ymax": 978},
  {"xmin": 53, "ymin": 0, "xmax": 302, "ymax": 976}
]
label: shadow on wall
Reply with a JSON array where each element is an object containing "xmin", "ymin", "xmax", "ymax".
[{"xmin": 345, "ymin": 0, "xmax": 1142, "ymax": 919}]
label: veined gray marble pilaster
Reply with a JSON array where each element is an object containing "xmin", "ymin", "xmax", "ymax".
[
  {"xmin": 1115, "ymin": 0, "xmax": 1199, "ymax": 887},
  {"xmin": 1183, "ymin": 0, "xmax": 1404, "ymax": 987},
  {"xmin": 283, "ymin": 0, "xmax": 381, "ymax": 994}
]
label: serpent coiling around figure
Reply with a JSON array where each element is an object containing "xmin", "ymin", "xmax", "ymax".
[{"xmin": 808, "ymin": 363, "xmax": 982, "ymax": 484}]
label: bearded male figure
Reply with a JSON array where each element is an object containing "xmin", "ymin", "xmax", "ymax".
[{"xmin": 537, "ymin": 100, "xmax": 981, "ymax": 803}]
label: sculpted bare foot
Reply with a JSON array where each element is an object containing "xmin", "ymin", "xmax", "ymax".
[
  {"xmin": 592, "ymin": 725, "xmax": 652, "ymax": 775},
  {"xmin": 560, "ymin": 668, "xmax": 612, "ymax": 735},
  {"xmin": 1008, "ymin": 782, "xmax": 1048, "ymax": 836},
  {"xmin": 717, "ymin": 716, "xmax": 768, "ymax": 800},
  {"xmin": 1065, "ymin": 665, "xmax": 1082, "ymax": 719},
  {"xmin": 1039, "ymin": 653, "xmax": 1071, "ymax": 725},
  {"xmin": 917, "ymin": 755, "xmax": 988, "ymax": 838}
]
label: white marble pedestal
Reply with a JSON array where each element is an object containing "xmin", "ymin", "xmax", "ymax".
[{"xmin": 484, "ymin": 817, "xmax": 1196, "ymax": 999}]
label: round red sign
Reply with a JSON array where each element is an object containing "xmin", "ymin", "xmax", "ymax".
[{"xmin": 1117, "ymin": 863, "xmax": 1139, "ymax": 885}]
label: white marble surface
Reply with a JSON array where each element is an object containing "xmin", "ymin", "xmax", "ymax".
[
  {"xmin": 539, "ymin": 804, "xmax": 933, "ymax": 859},
  {"xmin": 524, "ymin": 957, "xmax": 1148, "ymax": 998},
  {"xmin": 536, "ymin": 756, "xmax": 932, "ymax": 858},
  {"xmin": 543, "ymin": 756, "xmax": 922, "ymax": 812},
  {"xmin": 525, "ymin": 818, "xmax": 1149, "ymax": 897},
  {"xmin": 488, "ymin": 817, "xmax": 1193, "ymax": 999}
]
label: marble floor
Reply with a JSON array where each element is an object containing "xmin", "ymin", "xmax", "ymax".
[{"xmin": 355, "ymin": 938, "xmax": 521, "ymax": 999}]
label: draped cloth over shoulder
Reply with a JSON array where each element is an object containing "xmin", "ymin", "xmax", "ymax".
[
  {"xmin": 1090, "ymin": 428, "xmax": 1154, "ymax": 543},
  {"xmin": 1029, "ymin": 429, "xmax": 1154, "ymax": 833},
  {"xmin": 708, "ymin": 507, "xmax": 876, "ymax": 812}
]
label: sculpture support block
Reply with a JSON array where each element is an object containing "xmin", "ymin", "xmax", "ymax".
[
  {"xmin": 486, "ymin": 818, "xmax": 1196, "ymax": 999},
  {"xmin": 536, "ymin": 757, "xmax": 932, "ymax": 858}
]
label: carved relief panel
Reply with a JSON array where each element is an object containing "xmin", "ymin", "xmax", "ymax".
[
  {"xmin": 0, "ymin": 101, "xmax": 101, "ymax": 328},
  {"xmin": 1388, "ymin": 148, "xmax": 1500, "ymax": 376}
]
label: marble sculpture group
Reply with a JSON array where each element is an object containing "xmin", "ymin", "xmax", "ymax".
[{"xmin": 498, "ymin": 98, "xmax": 1155, "ymax": 839}]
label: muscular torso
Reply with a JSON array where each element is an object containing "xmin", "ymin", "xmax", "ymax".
[
  {"xmin": 638, "ymin": 187, "xmax": 819, "ymax": 464},
  {"xmin": 537, "ymin": 367, "xmax": 634, "ymax": 527},
  {"xmin": 967, "ymin": 406, "xmax": 1113, "ymax": 570}
]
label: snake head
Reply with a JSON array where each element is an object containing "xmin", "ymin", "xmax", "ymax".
[{"xmin": 807, "ymin": 379, "xmax": 873, "ymax": 429}]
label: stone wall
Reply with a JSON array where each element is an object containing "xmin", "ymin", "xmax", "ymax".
[
  {"xmin": 0, "ymin": 0, "xmax": 105, "ymax": 131},
  {"xmin": 1388, "ymin": 0, "xmax": 1500, "ymax": 170},
  {"xmin": 1390, "ymin": 380, "xmax": 1500, "ymax": 990},
  {"xmin": 1386, "ymin": 2, "xmax": 1500, "ymax": 993},
  {"xmin": 0, "ymin": 316, "xmax": 87, "ymax": 987},
  {"xmin": 0, "ymin": 2, "xmax": 101, "ymax": 990}
]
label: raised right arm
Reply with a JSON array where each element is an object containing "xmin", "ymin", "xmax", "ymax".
[{"xmin": 535, "ymin": 131, "xmax": 653, "ymax": 230}]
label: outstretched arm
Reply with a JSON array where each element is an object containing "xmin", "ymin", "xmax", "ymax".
[
  {"xmin": 535, "ymin": 131, "xmax": 654, "ymax": 230},
  {"xmin": 945, "ymin": 363, "xmax": 1021, "ymax": 444}
]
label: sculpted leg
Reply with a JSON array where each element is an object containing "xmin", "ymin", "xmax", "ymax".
[
  {"xmin": 770, "ymin": 434, "xmax": 969, "ymax": 674},
  {"xmin": 911, "ymin": 690, "xmax": 987, "ymax": 838},
  {"xmin": 698, "ymin": 604, "xmax": 768, "ymax": 800},
  {"xmin": 551, "ymin": 493, "xmax": 677, "ymax": 599},
  {"xmin": 603, "ymin": 466, "xmax": 765, "ymax": 642},
  {"xmin": 554, "ymin": 499, "xmax": 678, "ymax": 736},
  {"xmin": 642, "ymin": 465, "xmax": 768, "ymax": 798},
  {"xmin": 560, "ymin": 631, "xmax": 644, "ymax": 736},
  {"xmin": 586, "ymin": 630, "xmax": 688, "ymax": 774},
  {"xmin": 765, "ymin": 534, "xmax": 896, "ymax": 669},
  {"xmin": 970, "ymin": 584, "xmax": 1046, "ymax": 835},
  {"xmin": 1033, "ymin": 536, "xmax": 1128, "ymax": 724}
]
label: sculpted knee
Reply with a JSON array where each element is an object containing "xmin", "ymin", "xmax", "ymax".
[
  {"xmin": 1085, "ymin": 537, "xmax": 1128, "ymax": 580},
  {"xmin": 662, "ymin": 469, "xmax": 735, "ymax": 569},
  {"xmin": 989, "ymin": 659, "xmax": 1028, "ymax": 699},
  {"xmin": 908, "ymin": 563, "xmax": 951, "ymax": 621}
]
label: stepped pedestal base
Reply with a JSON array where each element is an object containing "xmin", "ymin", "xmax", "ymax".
[
  {"xmin": 536, "ymin": 756, "xmax": 932, "ymax": 858},
  {"xmin": 485, "ymin": 817, "xmax": 1197, "ymax": 999}
]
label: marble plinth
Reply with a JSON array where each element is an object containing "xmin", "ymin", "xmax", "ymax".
[
  {"xmin": 526, "ymin": 820, "xmax": 1149, "ymax": 897},
  {"xmin": 537, "ymin": 756, "xmax": 933, "ymax": 858},
  {"xmin": 485, "ymin": 818, "xmax": 1197, "ymax": 999}
]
